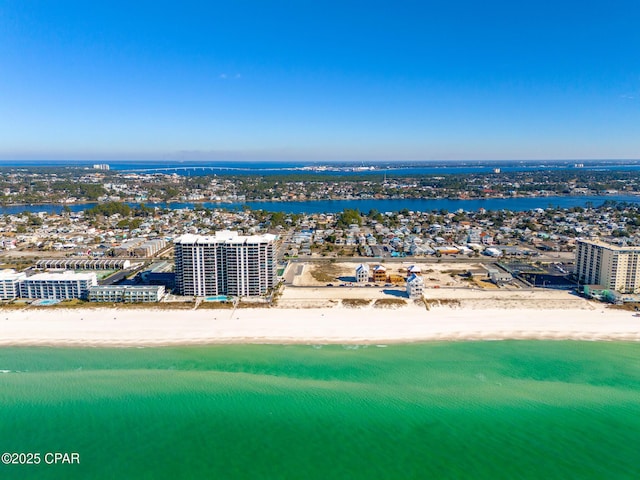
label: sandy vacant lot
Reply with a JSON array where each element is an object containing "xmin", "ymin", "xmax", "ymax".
[
  {"xmin": 291, "ymin": 261, "xmax": 487, "ymax": 288},
  {"xmin": 280, "ymin": 261, "xmax": 593, "ymax": 310},
  {"xmin": 278, "ymin": 284, "xmax": 595, "ymax": 310}
]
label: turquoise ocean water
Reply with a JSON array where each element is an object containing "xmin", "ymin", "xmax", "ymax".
[{"xmin": 1, "ymin": 341, "xmax": 639, "ymax": 479}]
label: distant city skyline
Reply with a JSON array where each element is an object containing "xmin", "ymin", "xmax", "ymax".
[{"xmin": 1, "ymin": 1, "xmax": 639, "ymax": 161}]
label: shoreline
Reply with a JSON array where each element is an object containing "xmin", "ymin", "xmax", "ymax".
[
  {"xmin": 0, "ymin": 191, "xmax": 636, "ymax": 210},
  {"xmin": 1, "ymin": 304, "xmax": 638, "ymax": 347}
]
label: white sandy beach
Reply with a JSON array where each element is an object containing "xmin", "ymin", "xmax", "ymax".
[
  {"xmin": 3, "ymin": 261, "xmax": 636, "ymax": 347},
  {"xmin": 0, "ymin": 303, "xmax": 639, "ymax": 346}
]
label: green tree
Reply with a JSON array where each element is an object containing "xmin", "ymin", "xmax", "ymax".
[
  {"xmin": 85, "ymin": 202, "xmax": 131, "ymax": 217},
  {"xmin": 337, "ymin": 209, "xmax": 362, "ymax": 228},
  {"xmin": 270, "ymin": 211, "xmax": 287, "ymax": 227}
]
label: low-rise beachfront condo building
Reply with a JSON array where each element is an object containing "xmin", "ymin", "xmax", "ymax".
[
  {"xmin": 0, "ymin": 269, "xmax": 27, "ymax": 300},
  {"xmin": 35, "ymin": 258, "xmax": 131, "ymax": 270},
  {"xmin": 88, "ymin": 285, "xmax": 165, "ymax": 303},
  {"xmin": 406, "ymin": 273, "xmax": 424, "ymax": 298},
  {"xmin": 174, "ymin": 231, "xmax": 277, "ymax": 297},
  {"xmin": 19, "ymin": 271, "xmax": 97, "ymax": 300},
  {"xmin": 575, "ymin": 239, "xmax": 640, "ymax": 293}
]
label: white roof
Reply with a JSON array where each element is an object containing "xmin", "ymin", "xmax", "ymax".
[
  {"xmin": 24, "ymin": 271, "xmax": 97, "ymax": 281},
  {"xmin": 407, "ymin": 273, "xmax": 424, "ymax": 284},
  {"xmin": 0, "ymin": 269, "xmax": 25, "ymax": 279},
  {"xmin": 175, "ymin": 231, "xmax": 276, "ymax": 245},
  {"xmin": 577, "ymin": 238, "xmax": 640, "ymax": 252}
]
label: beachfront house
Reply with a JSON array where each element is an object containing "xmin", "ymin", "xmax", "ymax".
[
  {"xmin": 406, "ymin": 274, "xmax": 424, "ymax": 299},
  {"xmin": 355, "ymin": 264, "xmax": 370, "ymax": 283},
  {"xmin": 372, "ymin": 265, "xmax": 387, "ymax": 283},
  {"xmin": 407, "ymin": 265, "xmax": 422, "ymax": 276},
  {"xmin": 486, "ymin": 268, "xmax": 513, "ymax": 285}
]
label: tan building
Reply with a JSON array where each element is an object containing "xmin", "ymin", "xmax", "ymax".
[
  {"xmin": 575, "ymin": 239, "xmax": 640, "ymax": 293},
  {"xmin": 372, "ymin": 265, "xmax": 386, "ymax": 283}
]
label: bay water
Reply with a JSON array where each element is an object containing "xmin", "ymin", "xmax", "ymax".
[{"xmin": 2, "ymin": 195, "xmax": 639, "ymax": 216}]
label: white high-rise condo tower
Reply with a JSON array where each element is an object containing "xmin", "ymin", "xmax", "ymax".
[{"xmin": 174, "ymin": 231, "xmax": 277, "ymax": 297}]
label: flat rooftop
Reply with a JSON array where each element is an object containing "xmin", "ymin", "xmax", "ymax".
[
  {"xmin": 175, "ymin": 231, "xmax": 277, "ymax": 244},
  {"xmin": 24, "ymin": 271, "xmax": 97, "ymax": 281}
]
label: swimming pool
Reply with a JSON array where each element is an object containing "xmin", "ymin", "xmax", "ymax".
[
  {"xmin": 32, "ymin": 299, "xmax": 61, "ymax": 306},
  {"xmin": 205, "ymin": 295, "xmax": 231, "ymax": 302}
]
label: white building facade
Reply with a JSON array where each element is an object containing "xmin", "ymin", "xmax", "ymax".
[
  {"xmin": 20, "ymin": 271, "xmax": 97, "ymax": 300},
  {"xmin": 355, "ymin": 264, "xmax": 370, "ymax": 283},
  {"xmin": 406, "ymin": 273, "xmax": 424, "ymax": 298},
  {"xmin": 174, "ymin": 231, "xmax": 277, "ymax": 297},
  {"xmin": 88, "ymin": 285, "xmax": 165, "ymax": 303},
  {"xmin": 0, "ymin": 269, "xmax": 27, "ymax": 300},
  {"xmin": 575, "ymin": 239, "xmax": 640, "ymax": 293}
]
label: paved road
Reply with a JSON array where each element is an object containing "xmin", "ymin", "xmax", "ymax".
[
  {"xmin": 288, "ymin": 256, "xmax": 498, "ymax": 264},
  {"xmin": 283, "ymin": 263, "xmax": 303, "ymax": 284},
  {"xmin": 287, "ymin": 254, "xmax": 573, "ymax": 264}
]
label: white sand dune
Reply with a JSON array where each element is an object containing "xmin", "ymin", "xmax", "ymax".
[{"xmin": 0, "ymin": 303, "xmax": 638, "ymax": 346}]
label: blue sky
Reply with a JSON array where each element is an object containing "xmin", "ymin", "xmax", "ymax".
[{"xmin": 1, "ymin": 1, "xmax": 639, "ymax": 161}]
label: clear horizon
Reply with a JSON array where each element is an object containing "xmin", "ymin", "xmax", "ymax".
[
  {"xmin": 1, "ymin": 1, "xmax": 639, "ymax": 161},
  {"xmin": 2, "ymin": 158, "xmax": 640, "ymax": 165}
]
